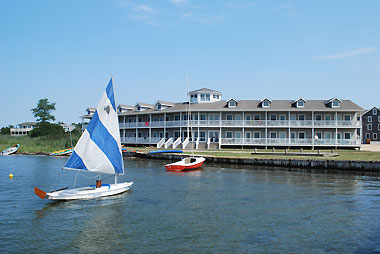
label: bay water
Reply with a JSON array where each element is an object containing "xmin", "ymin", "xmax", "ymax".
[{"xmin": 0, "ymin": 155, "xmax": 379, "ymax": 253}]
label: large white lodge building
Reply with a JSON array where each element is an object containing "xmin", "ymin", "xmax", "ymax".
[{"xmin": 83, "ymin": 88, "xmax": 363, "ymax": 149}]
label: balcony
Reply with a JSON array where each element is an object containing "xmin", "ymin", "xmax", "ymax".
[
  {"xmin": 220, "ymin": 138, "xmax": 360, "ymax": 146},
  {"xmin": 120, "ymin": 119, "xmax": 361, "ymax": 129}
]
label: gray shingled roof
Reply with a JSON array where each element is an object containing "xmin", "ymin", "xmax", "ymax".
[
  {"xmin": 189, "ymin": 88, "xmax": 222, "ymax": 94},
  {"xmin": 118, "ymin": 104, "xmax": 134, "ymax": 109},
  {"xmin": 156, "ymin": 100, "xmax": 174, "ymax": 106},
  {"xmin": 135, "ymin": 103, "xmax": 154, "ymax": 108},
  {"xmin": 118, "ymin": 99, "xmax": 363, "ymax": 115}
]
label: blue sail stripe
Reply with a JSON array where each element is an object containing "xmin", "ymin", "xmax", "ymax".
[
  {"xmin": 106, "ymin": 79, "xmax": 116, "ymax": 112},
  {"xmin": 86, "ymin": 111, "xmax": 123, "ymax": 174},
  {"xmin": 64, "ymin": 151, "xmax": 88, "ymax": 171}
]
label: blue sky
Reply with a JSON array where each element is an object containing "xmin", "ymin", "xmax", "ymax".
[{"xmin": 1, "ymin": 0, "xmax": 379, "ymax": 127}]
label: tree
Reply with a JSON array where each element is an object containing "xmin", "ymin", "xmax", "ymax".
[
  {"xmin": 29, "ymin": 122, "xmax": 65, "ymax": 138},
  {"xmin": 0, "ymin": 125, "xmax": 13, "ymax": 135},
  {"xmin": 31, "ymin": 98, "xmax": 56, "ymax": 123}
]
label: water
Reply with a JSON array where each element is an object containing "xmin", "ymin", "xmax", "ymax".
[{"xmin": 1, "ymin": 155, "xmax": 380, "ymax": 253}]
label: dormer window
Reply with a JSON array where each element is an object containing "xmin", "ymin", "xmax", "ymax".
[
  {"xmin": 297, "ymin": 100, "xmax": 304, "ymax": 108},
  {"xmin": 325, "ymin": 97, "xmax": 342, "ymax": 108},
  {"xmin": 157, "ymin": 103, "xmax": 161, "ymax": 110},
  {"xmin": 332, "ymin": 100, "xmax": 340, "ymax": 108},
  {"xmin": 227, "ymin": 99, "xmax": 237, "ymax": 108},
  {"xmin": 136, "ymin": 105, "xmax": 141, "ymax": 111},
  {"xmin": 373, "ymin": 108, "xmax": 377, "ymax": 115},
  {"xmin": 263, "ymin": 100, "xmax": 270, "ymax": 108}
]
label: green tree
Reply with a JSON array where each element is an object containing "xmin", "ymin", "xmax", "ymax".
[
  {"xmin": 0, "ymin": 125, "xmax": 13, "ymax": 135},
  {"xmin": 31, "ymin": 98, "xmax": 56, "ymax": 123},
  {"xmin": 29, "ymin": 122, "xmax": 65, "ymax": 138}
]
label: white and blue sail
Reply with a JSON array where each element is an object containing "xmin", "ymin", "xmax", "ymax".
[{"xmin": 64, "ymin": 78, "xmax": 124, "ymax": 175}]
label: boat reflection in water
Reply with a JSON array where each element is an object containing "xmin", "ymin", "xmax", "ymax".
[{"xmin": 166, "ymin": 168, "xmax": 203, "ymax": 176}]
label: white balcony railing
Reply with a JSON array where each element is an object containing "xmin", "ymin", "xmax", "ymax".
[
  {"xmin": 120, "ymin": 120, "xmax": 361, "ymax": 129},
  {"xmin": 157, "ymin": 138, "xmax": 165, "ymax": 148},
  {"xmin": 165, "ymin": 138, "xmax": 173, "ymax": 149},
  {"xmin": 220, "ymin": 138, "xmax": 360, "ymax": 146},
  {"xmin": 182, "ymin": 137, "xmax": 190, "ymax": 149},
  {"xmin": 173, "ymin": 137, "xmax": 182, "ymax": 149}
]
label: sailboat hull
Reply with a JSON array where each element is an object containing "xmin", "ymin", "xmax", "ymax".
[
  {"xmin": 165, "ymin": 157, "xmax": 205, "ymax": 171},
  {"xmin": 46, "ymin": 182, "xmax": 133, "ymax": 201}
]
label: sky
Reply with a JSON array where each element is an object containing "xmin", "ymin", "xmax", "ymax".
[{"xmin": 1, "ymin": 0, "xmax": 380, "ymax": 127}]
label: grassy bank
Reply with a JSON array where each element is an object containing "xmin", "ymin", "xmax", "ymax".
[
  {"xmin": 124, "ymin": 147, "xmax": 380, "ymax": 162},
  {"xmin": 0, "ymin": 134, "xmax": 76, "ymax": 154}
]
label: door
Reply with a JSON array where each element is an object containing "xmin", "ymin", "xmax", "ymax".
[{"xmin": 208, "ymin": 131, "xmax": 219, "ymax": 142}]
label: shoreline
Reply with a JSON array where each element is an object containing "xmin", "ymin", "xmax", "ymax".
[
  {"xmin": 125, "ymin": 152, "xmax": 380, "ymax": 173},
  {"xmin": 6, "ymin": 151, "xmax": 380, "ymax": 173}
]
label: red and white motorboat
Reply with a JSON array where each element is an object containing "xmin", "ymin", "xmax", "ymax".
[{"xmin": 165, "ymin": 156, "xmax": 205, "ymax": 171}]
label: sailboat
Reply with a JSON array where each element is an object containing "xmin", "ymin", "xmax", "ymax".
[
  {"xmin": 165, "ymin": 75, "xmax": 205, "ymax": 171},
  {"xmin": 34, "ymin": 78, "xmax": 133, "ymax": 200}
]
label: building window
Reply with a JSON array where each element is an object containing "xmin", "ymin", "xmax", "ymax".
[
  {"xmin": 245, "ymin": 114, "xmax": 251, "ymax": 121},
  {"xmin": 270, "ymin": 132, "xmax": 277, "ymax": 139},
  {"xmin": 245, "ymin": 132, "xmax": 251, "ymax": 139},
  {"xmin": 226, "ymin": 114, "xmax": 233, "ymax": 121},
  {"xmin": 200, "ymin": 94, "xmax": 205, "ymax": 101},
  {"xmin": 213, "ymin": 94, "xmax": 219, "ymax": 99},
  {"xmin": 373, "ymin": 133, "xmax": 378, "ymax": 140},
  {"xmin": 279, "ymin": 114, "xmax": 286, "ymax": 121},
  {"xmin": 254, "ymin": 132, "xmax": 261, "ymax": 139},
  {"xmin": 226, "ymin": 131, "xmax": 233, "ymax": 138},
  {"xmin": 136, "ymin": 105, "xmax": 141, "ymax": 111},
  {"xmin": 378, "ymin": 124, "xmax": 380, "ymax": 130},
  {"xmin": 344, "ymin": 132, "xmax": 351, "ymax": 140},
  {"xmin": 190, "ymin": 94, "xmax": 197, "ymax": 103},
  {"xmin": 270, "ymin": 114, "xmax": 277, "ymax": 121},
  {"xmin": 344, "ymin": 115, "xmax": 351, "ymax": 121},
  {"xmin": 262, "ymin": 100, "xmax": 270, "ymax": 107},
  {"xmin": 157, "ymin": 104, "xmax": 161, "ymax": 110},
  {"xmin": 373, "ymin": 108, "xmax": 378, "ymax": 115},
  {"xmin": 254, "ymin": 114, "xmax": 261, "ymax": 120},
  {"xmin": 206, "ymin": 94, "xmax": 210, "ymax": 101},
  {"xmin": 315, "ymin": 132, "xmax": 322, "ymax": 139},
  {"xmin": 228, "ymin": 100, "xmax": 236, "ymax": 107},
  {"xmin": 298, "ymin": 115, "xmax": 305, "ymax": 121},
  {"xmin": 368, "ymin": 116, "xmax": 372, "ymax": 122},
  {"xmin": 325, "ymin": 115, "xmax": 331, "ymax": 121},
  {"xmin": 332, "ymin": 100, "xmax": 340, "ymax": 107},
  {"xmin": 297, "ymin": 100, "xmax": 304, "ymax": 108},
  {"xmin": 298, "ymin": 132, "xmax": 305, "ymax": 139},
  {"xmin": 200, "ymin": 131, "xmax": 206, "ymax": 141},
  {"xmin": 378, "ymin": 116, "xmax": 380, "ymax": 122},
  {"xmin": 365, "ymin": 133, "xmax": 370, "ymax": 139},
  {"xmin": 200, "ymin": 114, "xmax": 207, "ymax": 120},
  {"xmin": 368, "ymin": 124, "xmax": 372, "ymax": 130}
]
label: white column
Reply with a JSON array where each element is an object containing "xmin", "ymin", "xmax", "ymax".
[
  {"xmin": 288, "ymin": 111, "xmax": 291, "ymax": 146},
  {"xmin": 265, "ymin": 111, "xmax": 268, "ymax": 145},
  {"xmin": 242, "ymin": 111, "xmax": 245, "ymax": 145},
  {"xmin": 312, "ymin": 111, "xmax": 314, "ymax": 147},
  {"xmin": 136, "ymin": 115, "xmax": 138, "ymax": 143},
  {"xmin": 164, "ymin": 113, "xmax": 166, "ymax": 140},
  {"xmin": 335, "ymin": 111, "xmax": 338, "ymax": 145},
  {"xmin": 149, "ymin": 114, "xmax": 152, "ymax": 143}
]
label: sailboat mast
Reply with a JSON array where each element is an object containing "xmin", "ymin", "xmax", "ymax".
[{"xmin": 186, "ymin": 74, "xmax": 194, "ymax": 156}]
